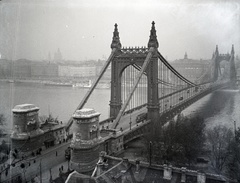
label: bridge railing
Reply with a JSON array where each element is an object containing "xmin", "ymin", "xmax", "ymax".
[
  {"xmin": 123, "ymin": 104, "xmax": 147, "ymax": 116},
  {"xmin": 122, "ymin": 81, "xmax": 231, "ymax": 145},
  {"xmin": 159, "ymin": 81, "xmax": 230, "ymax": 116}
]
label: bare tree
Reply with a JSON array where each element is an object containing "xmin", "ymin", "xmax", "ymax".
[
  {"xmin": 175, "ymin": 115, "xmax": 206, "ymax": 165},
  {"xmin": 206, "ymin": 125, "xmax": 234, "ymax": 172},
  {"xmin": 225, "ymin": 127, "xmax": 240, "ymax": 182},
  {"xmin": 143, "ymin": 114, "xmax": 206, "ymax": 165}
]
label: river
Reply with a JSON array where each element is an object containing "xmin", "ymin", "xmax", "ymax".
[
  {"xmin": 0, "ymin": 81, "xmax": 110, "ymax": 133},
  {"xmin": 182, "ymin": 88, "xmax": 240, "ymax": 130},
  {"xmin": 1, "ymin": 80, "xmax": 240, "ymax": 134}
]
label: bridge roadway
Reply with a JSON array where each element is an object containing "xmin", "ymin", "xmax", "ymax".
[{"xmin": 99, "ymin": 82, "xmax": 216, "ymax": 131}]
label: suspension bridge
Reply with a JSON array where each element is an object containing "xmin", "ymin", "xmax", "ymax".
[{"xmin": 66, "ymin": 21, "xmax": 237, "ymax": 146}]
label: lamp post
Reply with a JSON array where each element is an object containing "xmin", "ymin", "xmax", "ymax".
[
  {"xmin": 67, "ymin": 159, "xmax": 70, "ymax": 172},
  {"xmin": 49, "ymin": 168, "xmax": 52, "ymax": 182},
  {"xmin": 149, "ymin": 141, "xmax": 152, "ymax": 166},
  {"xmin": 20, "ymin": 163, "xmax": 26, "ymax": 182},
  {"xmin": 129, "ymin": 113, "xmax": 132, "ymax": 130},
  {"xmin": 234, "ymin": 120, "xmax": 236, "ymax": 140},
  {"xmin": 39, "ymin": 159, "xmax": 42, "ymax": 183}
]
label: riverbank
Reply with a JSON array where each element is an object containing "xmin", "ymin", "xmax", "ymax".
[{"xmin": 0, "ymin": 78, "xmax": 111, "ymax": 89}]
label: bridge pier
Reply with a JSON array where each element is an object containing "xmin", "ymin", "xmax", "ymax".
[{"xmin": 146, "ymin": 54, "xmax": 160, "ymax": 125}]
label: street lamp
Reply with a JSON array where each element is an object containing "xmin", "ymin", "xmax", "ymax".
[
  {"xmin": 67, "ymin": 158, "xmax": 70, "ymax": 172},
  {"xmin": 49, "ymin": 168, "xmax": 52, "ymax": 182},
  {"xmin": 20, "ymin": 163, "xmax": 26, "ymax": 182},
  {"xmin": 234, "ymin": 120, "xmax": 236, "ymax": 139},
  {"xmin": 129, "ymin": 113, "xmax": 132, "ymax": 130},
  {"xmin": 149, "ymin": 141, "xmax": 152, "ymax": 166}
]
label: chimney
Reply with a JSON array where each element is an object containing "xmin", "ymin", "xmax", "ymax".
[
  {"xmin": 99, "ymin": 151, "xmax": 106, "ymax": 163},
  {"xmin": 94, "ymin": 151, "xmax": 107, "ymax": 177},
  {"xmin": 163, "ymin": 164, "xmax": 172, "ymax": 180},
  {"xmin": 121, "ymin": 174, "xmax": 127, "ymax": 183},
  {"xmin": 135, "ymin": 159, "xmax": 140, "ymax": 173},
  {"xmin": 123, "ymin": 157, "xmax": 130, "ymax": 170},
  {"xmin": 181, "ymin": 167, "xmax": 186, "ymax": 182},
  {"xmin": 197, "ymin": 172, "xmax": 206, "ymax": 183}
]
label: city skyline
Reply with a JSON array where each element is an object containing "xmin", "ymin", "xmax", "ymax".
[{"xmin": 0, "ymin": 0, "xmax": 239, "ymax": 61}]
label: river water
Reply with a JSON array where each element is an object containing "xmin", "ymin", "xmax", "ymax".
[
  {"xmin": 182, "ymin": 88, "xmax": 240, "ymax": 130},
  {"xmin": 0, "ymin": 81, "xmax": 110, "ymax": 132},
  {"xmin": 1, "ymin": 80, "xmax": 240, "ymax": 133}
]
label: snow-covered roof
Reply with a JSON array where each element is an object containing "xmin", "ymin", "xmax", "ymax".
[
  {"xmin": 73, "ymin": 108, "xmax": 100, "ymax": 119},
  {"xmin": 12, "ymin": 104, "xmax": 39, "ymax": 113}
]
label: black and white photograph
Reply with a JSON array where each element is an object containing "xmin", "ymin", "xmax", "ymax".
[{"xmin": 0, "ymin": 0, "xmax": 240, "ymax": 182}]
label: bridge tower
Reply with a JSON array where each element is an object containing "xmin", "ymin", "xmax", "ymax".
[
  {"xmin": 109, "ymin": 22, "xmax": 160, "ymax": 124},
  {"xmin": 212, "ymin": 45, "xmax": 220, "ymax": 82},
  {"xmin": 230, "ymin": 45, "xmax": 237, "ymax": 83},
  {"xmin": 212, "ymin": 45, "xmax": 237, "ymax": 84}
]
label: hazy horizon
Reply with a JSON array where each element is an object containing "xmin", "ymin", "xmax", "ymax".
[{"xmin": 0, "ymin": 0, "xmax": 239, "ymax": 61}]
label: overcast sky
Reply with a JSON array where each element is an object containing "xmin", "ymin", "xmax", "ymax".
[{"xmin": 0, "ymin": 0, "xmax": 239, "ymax": 61}]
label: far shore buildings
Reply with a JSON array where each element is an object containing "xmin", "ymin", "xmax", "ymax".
[
  {"xmin": 1, "ymin": 53, "xmax": 239, "ymax": 83},
  {"xmin": 171, "ymin": 52, "xmax": 210, "ymax": 82},
  {"xmin": 0, "ymin": 59, "xmax": 110, "ymax": 81}
]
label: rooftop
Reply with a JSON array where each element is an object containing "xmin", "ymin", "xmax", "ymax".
[
  {"xmin": 12, "ymin": 104, "xmax": 39, "ymax": 113},
  {"xmin": 66, "ymin": 153, "xmax": 234, "ymax": 183},
  {"xmin": 73, "ymin": 108, "xmax": 100, "ymax": 119}
]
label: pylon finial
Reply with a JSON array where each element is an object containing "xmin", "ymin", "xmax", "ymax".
[
  {"xmin": 231, "ymin": 44, "xmax": 235, "ymax": 55},
  {"xmin": 184, "ymin": 52, "xmax": 188, "ymax": 59},
  {"xmin": 215, "ymin": 45, "xmax": 219, "ymax": 55},
  {"xmin": 111, "ymin": 23, "xmax": 122, "ymax": 50},
  {"xmin": 148, "ymin": 21, "xmax": 159, "ymax": 48}
]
